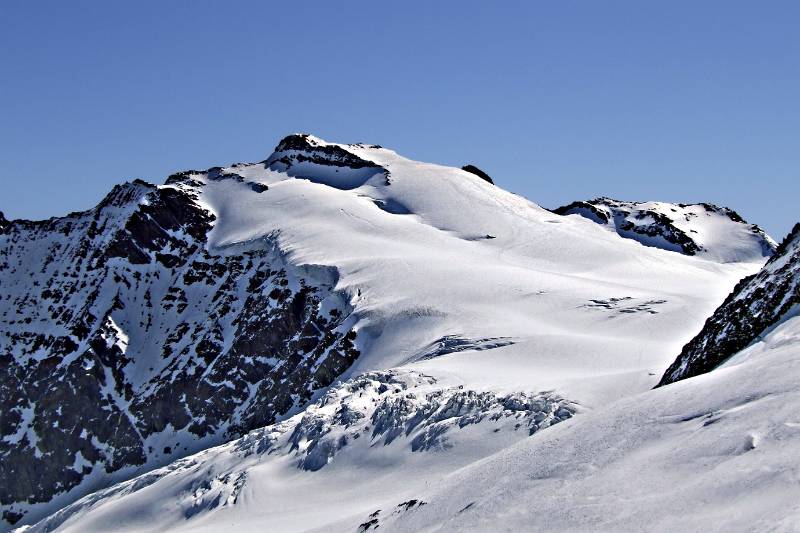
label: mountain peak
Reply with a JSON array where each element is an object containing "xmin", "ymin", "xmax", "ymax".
[
  {"xmin": 273, "ymin": 133, "xmax": 328, "ymax": 152},
  {"xmin": 261, "ymin": 133, "xmax": 386, "ymax": 191},
  {"xmin": 772, "ymin": 222, "xmax": 800, "ymax": 259}
]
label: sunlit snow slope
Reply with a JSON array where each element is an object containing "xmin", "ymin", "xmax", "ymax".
[
  {"xmin": 199, "ymin": 135, "xmax": 761, "ymax": 403},
  {"xmin": 4, "ymin": 134, "xmax": 775, "ymax": 532},
  {"xmin": 358, "ymin": 312, "xmax": 800, "ymax": 533}
]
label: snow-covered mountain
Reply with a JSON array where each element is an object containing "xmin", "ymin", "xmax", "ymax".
[
  {"xmin": 553, "ymin": 197, "xmax": 776, "ymax": 262},
  {"xmin": 0, "ymin": 134, "xmax": 785, "ymax": 531},
  {"xmin": 0, "ymin": 174, "xmax": 360, "ymax": 528}
]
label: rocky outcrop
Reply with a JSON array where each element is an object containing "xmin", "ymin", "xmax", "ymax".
[
  {"xmin": 267, "ymin": 133, "xmax": 381, "ymax": 170},
  {"xmin": 461, "ymin": 165, "xmax": 494, "ymax": 185},
  {"xmin": 262, "ymin": 134, "xmax": 387, "ymax": 190},
  {"xmin": 658, "ymin": 223, "xmax": 800, "ymax": 386},
  {"xmin": 0, "ymin": 159, "xmax": 361, "ymax": 526},
  {"xmin": 553, "ymin": 197, "xmax": 775, "ymax": 262}
]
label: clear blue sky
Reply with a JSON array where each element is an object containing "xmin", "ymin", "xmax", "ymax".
[{"xmin": 1, "ymin": 1, "xmax": 798, "ymax": 239}]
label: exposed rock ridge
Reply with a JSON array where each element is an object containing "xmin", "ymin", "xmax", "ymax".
[{"xmin": 658, "ymin": 223, "xmax": 800, "ymax": 386}]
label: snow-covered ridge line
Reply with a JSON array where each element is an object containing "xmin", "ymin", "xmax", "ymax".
[
  {"xmin": 553, "ymin": 197, "xmax": 776, "ymax": 262},
  {"xmin": 659, "ymin": 222, "xmax": 800, "ymax": 385},
  {"xmin": 266, "ymin": 133, "xmax": 385, "ymax": 169}
]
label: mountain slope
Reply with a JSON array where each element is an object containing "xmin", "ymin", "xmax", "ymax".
[
  {"xmin": 1, "ymin": 134, "xmax": 769, "ymax": 530},
  {"xmin": 0, "ymin": 176, "xmax": 360, "ymax": 528},
  {"xmin": 659, "ymin": 223, "xmax": 800, "ymax": 385},
  {"xmin": 361, "ymin": 311, "xmax": 800, "ymax": 533},
  {"xmin": 25, "ymin": 234, "xmax": 800, "ymax": 533},
  {"xmin": 554, "ymin": 197, "xmax": 776, "ymax": 262}
]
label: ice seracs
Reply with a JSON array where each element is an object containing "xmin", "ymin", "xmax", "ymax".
[{"xmin": 22, "ymin": 368, "xmax": 576, "ymax": 532}]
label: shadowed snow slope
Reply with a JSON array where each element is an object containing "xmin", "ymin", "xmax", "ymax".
[{"xmin": 2, "ymin": 134, "xmax": 777, "ymax": 531}]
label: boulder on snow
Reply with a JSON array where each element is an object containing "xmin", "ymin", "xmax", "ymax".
[{"xmin": 461, "ymin": 164, "xmax": 494, "ymax": 185}]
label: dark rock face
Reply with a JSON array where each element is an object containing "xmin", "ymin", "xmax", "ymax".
[
  {"xmin": 553, "ymin": 198, "xmax": 775, "ymax": 259},
  {"xmin": 555, "ymin": 199, "xmax": 700, "ymax": 255},
  {"xmin": 461, "ymin": 165, "xmax": 494, "ymax": 185},
  {"xmin": 658, "ymin": 223, "xmax": 800, "ymax": 386},
  {"xmin": 0, "ymin": 173, "xmax": 360, "ymax": 526},
  {"xmin": 263, "ymin": 134, "xmax": 387, "ymax": 191},
  {"xmin": 267, "ymin": 134, "xmax": 382, "ymax": 171}
]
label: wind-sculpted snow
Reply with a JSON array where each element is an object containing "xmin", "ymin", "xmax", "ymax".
[
  {"xmin": 554, "ymin": 197, "xmax": 775, "ymax": 262},
  {"xmin": 659, "ymin": 223, "xmax": 800, "ymax": 385},
  {"xmin": 23, "ymin": 369, "xmax": 575, "ymax": 533}
]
